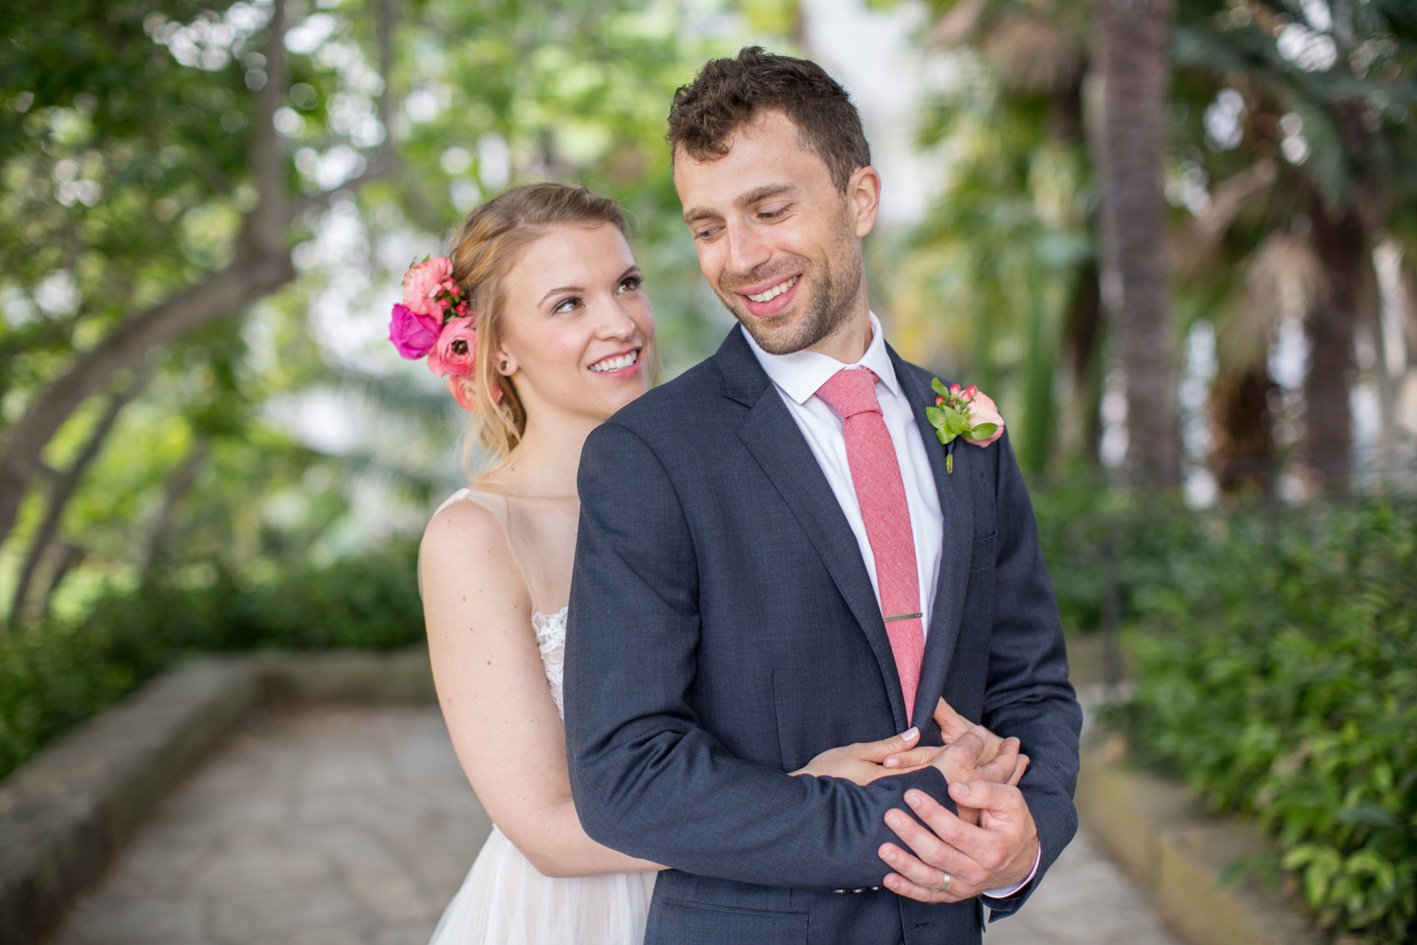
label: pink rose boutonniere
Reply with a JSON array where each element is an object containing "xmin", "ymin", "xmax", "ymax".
[{"xmin": 926, "ymin": 379, "xmax": 1005, "ymax": 474}]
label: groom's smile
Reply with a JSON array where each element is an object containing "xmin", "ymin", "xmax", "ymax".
[{"xmin": 732, "ymin": 270, "xmax": 803, "ymax": 321}]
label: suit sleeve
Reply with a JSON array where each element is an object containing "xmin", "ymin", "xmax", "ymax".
[
  {"xmin": 565, "ymin": 420, "xmax": 949, "ymax": 890},
  {"xmin": 978, "ymin": 430, "xmax": 1084, "ymax": 917}
]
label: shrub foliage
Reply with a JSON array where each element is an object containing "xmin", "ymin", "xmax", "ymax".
[
  {"xmin": 0, "ymin": 541, "xmax": 423, "ymax": 780},
  {"xmin": 1072, "ymin": 496, "xmax": 1417, "ymax": 944}
]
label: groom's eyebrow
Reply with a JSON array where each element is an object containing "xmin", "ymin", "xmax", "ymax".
[{"xmin": 681, "ymin": 183, "xmax": 795, "ymax": 224}]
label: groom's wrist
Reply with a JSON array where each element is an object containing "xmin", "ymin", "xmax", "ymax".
[{"xmin": 981, "ymin": 844, "xmax": 1041, "ymax": 900}]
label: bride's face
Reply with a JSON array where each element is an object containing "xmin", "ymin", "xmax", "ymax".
[{"xmin": 495, "ymin": 223, "xmax": 654, "ymax": 427}]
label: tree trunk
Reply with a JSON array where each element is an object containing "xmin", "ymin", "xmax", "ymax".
[
  {"xmin": 1208, "ymin": 364, "xmax": 1277, "ymax": 498},
  {"xmin": 141, "ymin": 439, "xmax": 210, "ymax": 579},
  {"xmin": 1092, "ymin": 0, "xmax": 1179, "ymax": 488},
  {"xmin": 7, "ymin": 370, "xmax": 149, "ymax": 626},
  {"xmin": 36, "ymin": 542, "xmax": 87, "ymax": 625},
  {"xmin": 1059, "ymin": 257, "xmax": 1104, "ymax": 468},
  {"xmin": 1300, "ymin": 201, "xmax": 1369, "ymax": 494}
]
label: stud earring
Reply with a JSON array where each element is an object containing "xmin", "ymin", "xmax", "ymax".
[{"xmin": 499, "ymin": 359, "xmax": 510, "ymax": 373}]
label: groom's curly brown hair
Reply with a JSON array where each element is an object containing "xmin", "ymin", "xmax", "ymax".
[{"xmin": 666, "ymin": 46, "xmax": 871, "ymax": 192}]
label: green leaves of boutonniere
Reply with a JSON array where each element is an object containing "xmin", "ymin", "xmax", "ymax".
[{"xmin": 926, "ymin": 378, "xmax": 1004, "ymax": 474}]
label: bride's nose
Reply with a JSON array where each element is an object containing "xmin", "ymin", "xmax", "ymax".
[{"xmin": 596, "ymin": 299, "xmax": 638, "ymax": 340}]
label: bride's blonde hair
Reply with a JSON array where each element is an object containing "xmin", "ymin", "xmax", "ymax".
[{"xmin": 448, "ymin": 183, "xmax": 627, "ymax": 458}]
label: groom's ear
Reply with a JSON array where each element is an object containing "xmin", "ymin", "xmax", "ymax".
[{"xmin": 845, "ymin": 165, "xmax": 880, "ymax": 239}]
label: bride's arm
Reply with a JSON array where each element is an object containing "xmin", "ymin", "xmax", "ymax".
[{"xmin": 420, "ymin": 499, "xmax": 662, "ymax": 878}]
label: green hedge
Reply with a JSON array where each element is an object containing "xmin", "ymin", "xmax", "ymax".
[
  {"xmin": 1067, "ymin": 496, "xmax": 1417, "ymax": 944},
  {"xmin": 0, "ymin": 540, "xmax": 424, "ymax": 780}
]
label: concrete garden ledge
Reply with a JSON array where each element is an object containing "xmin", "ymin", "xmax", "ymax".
[
  {"xmin": 0, "ymin": 647, "xmax": 435, "ymax": 945},
  {"xmin": 1076, "ymin": 725, "xmax": 1326, "ymax": 945}
]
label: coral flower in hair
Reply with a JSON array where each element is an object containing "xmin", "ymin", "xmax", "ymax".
[{"xmin": 427, "ymin": 315, "xmax": 477, "ymax": 378}]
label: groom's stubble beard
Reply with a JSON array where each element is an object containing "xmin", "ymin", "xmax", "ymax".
[{"xmin": 715, "ymin": 218, "xmax": 867, "ymax": 356}]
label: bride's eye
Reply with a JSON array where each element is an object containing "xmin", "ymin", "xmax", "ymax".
[
  {"xmin": 552, "ymin": 296, "xmax": 582, "ymax": 315},
  {"xmin": 618, "ymin": 274, "xmax": 643, "ymax": 294}
]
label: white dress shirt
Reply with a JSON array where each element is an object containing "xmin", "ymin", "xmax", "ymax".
[
  {"xmin": 745, "ymin": 313, "xmax": 1039, "ymax": 900},
  {"xmin": 743, "ymin": 313, "xmax": 943, "ymax": 638}
]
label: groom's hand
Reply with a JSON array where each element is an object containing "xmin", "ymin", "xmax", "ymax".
[
  {"xmin": 923, "ymin": 733, "xmax": 1022, "ymax": 827},
  {"xmin": 877, "ymin": 780, "xmax": 1039, "ymax": 904},
  {"xmin": 882, "ymin": 699, "xmax": 1030, "ymax": 791}
]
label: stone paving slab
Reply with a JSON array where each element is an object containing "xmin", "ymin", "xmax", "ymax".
[
  {"xmin": 44, "ymin": 706, "xmax": 485, "ymax": 945},
  {"xmin": 44, "ymin": 704, "xmax": 1185, "ymax": 945}
]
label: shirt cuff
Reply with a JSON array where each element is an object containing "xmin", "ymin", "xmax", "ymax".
[{"xmin": 981, "ymin": 844, "xmax": 1041, "ymax": 900}]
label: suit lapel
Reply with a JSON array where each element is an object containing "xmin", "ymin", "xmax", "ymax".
[
  {"xmin": 889, "ymin": 351, "xmax": 975, "ymax": 728},
  {"xmin": 718, "ymin": 330, "xmax": 912, "ymax": 726}
]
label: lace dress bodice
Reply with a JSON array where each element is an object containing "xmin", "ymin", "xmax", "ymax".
[{"xmin": 531, "ymin": 606, "xmax": 568, "ymax": 718}]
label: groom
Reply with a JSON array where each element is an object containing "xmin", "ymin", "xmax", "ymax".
[{"xmin": 565, "ymin": 47, "xmax": 1081, "ymax": 944}]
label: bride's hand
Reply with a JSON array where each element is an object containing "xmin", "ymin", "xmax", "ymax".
[
  {"xmin": 882, "ymin": 699, "xmax": 1030, "ymax": 787},
  {"xmin": 792, "ymin": 726, "xmax": 930, "ymax": 784}
]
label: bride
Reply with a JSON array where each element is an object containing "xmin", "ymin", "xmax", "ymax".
[{"xmin": 395, "ymin": 183, "xmax": 1021, "ymax": 944}]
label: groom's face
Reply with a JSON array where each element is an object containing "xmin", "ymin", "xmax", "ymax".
[{"xmin": 673, "ymin": 109, "xmax": 879, "ymax": 359}]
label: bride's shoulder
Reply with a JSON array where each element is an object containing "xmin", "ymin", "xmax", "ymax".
[{"xmin": 420, "ymin": 490, "xmax": 512, "ymax": 573}]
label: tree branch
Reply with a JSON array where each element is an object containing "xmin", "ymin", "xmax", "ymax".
[
  {"xmin": 246, "ymin": 0, "xmax": 291, "ymax": 257},
  {"xmin": 7, "ymin": 369, "xmax": 149, "ymax": 626}
]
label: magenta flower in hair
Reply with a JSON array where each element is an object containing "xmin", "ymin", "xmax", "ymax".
[{"xmin": 388, "ymin": 304, "xmax": 442, "ymax": 360}]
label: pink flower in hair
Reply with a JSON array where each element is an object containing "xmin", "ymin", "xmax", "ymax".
[
  {"xmin": 387, "ymin": 304, "xmax": 442, "ymax": 360},
  {"xmin": 402, "ymin": 257, "xmax": 454, "ymax": 316},
  {"xmin": 446, "ymin": 374, "xmax": 503, "ymax": 412},
  {"xmin": 426, "ymin": 315, "xmax": 478, "ymax": 378}
]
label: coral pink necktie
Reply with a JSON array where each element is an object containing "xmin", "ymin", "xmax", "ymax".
[{"xmin": 816, "ymin": 368, "xmax": 925, "ymax": 723}]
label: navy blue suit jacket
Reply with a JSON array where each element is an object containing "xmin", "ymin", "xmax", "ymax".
[{"xmin": 565, "ymin": 327, "xmax": 1082, "ymax": 945}]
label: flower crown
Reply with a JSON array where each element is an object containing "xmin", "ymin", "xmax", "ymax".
[{"xmin": 388, "ymin": 256, "xmax": 501, "ymax": 409}]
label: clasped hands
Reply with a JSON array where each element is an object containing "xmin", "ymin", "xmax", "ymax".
[{"xmin": 793, "ymin": 699, "xmax": 1040, "ymax": 904}]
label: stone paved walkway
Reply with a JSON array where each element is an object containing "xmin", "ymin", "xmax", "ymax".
[{"xmin": 45, "ymin": 704, "xmax": 1185, "ymax": 945}]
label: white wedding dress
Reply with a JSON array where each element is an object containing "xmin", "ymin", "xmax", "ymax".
[{"xmin": 425, "ymin": 489, "xmax": 654, "ymax": 945}]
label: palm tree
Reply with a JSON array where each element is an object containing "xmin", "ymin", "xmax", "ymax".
[
  {"xmin": 1093, "ymin": 0, "xmax": 1181, "ymax": 489},
  {"xmin": 1171, "ymin": 0, "xmax": 1417, "ymax": 495}
]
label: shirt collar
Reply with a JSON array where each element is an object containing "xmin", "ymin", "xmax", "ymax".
[{"xmin": 743, "ymin": 312, "xmax": 901, "ymax": 406}]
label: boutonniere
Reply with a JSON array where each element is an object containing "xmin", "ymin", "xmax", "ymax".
[{"xmin": 926, "ymin": 379, "xmax": 1005, "ymax": 474}]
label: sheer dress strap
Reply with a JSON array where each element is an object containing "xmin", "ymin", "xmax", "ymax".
[{"xmin": 423, "ymin": 488, "xmax": 576, "ymax": 618}]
